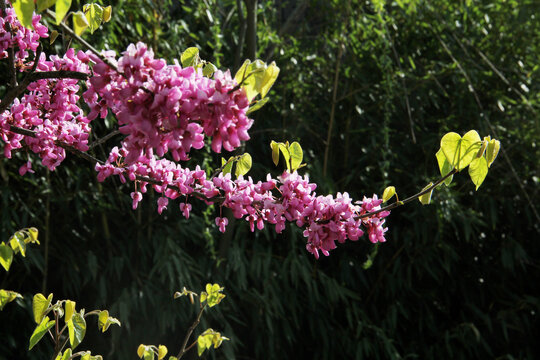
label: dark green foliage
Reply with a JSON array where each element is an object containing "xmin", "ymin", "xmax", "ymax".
[{"xmin": 1, "ymin": 0, "xmax": 539, "ymax": 359}]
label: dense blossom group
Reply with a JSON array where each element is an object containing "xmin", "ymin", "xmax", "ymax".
[
  {"xmin": 1, "ymin": 8, "xmax": 90, "ymax": 170},
  {"xmin": 84, "ymin": 41, "xmax": 252, "ymax": 164},
  {"xmin": 0, "ymin": 4, "xmax": 389, "ymax": 258}
]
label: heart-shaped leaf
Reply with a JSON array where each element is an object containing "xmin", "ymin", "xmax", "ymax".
[
  {"xmin": 468, "ymin": 156, "xmax": 488, "ymax": 190},
  {"xmin": 29, "ymin": 316, "xmax": 55, "ymax": 350},
  {"xmin": 435, "ymin": 149, "xmax": 454, "ymax": 186},
  {"xmin": 0, "ymin": 244, "xmax": 13, "ymax": 271},
  {"xmin": 68, "ymin": 312, "xmax": 86, "ymax": 349}
]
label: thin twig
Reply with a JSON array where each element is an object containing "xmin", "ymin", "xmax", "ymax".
[
  {"xmin": 356, "ymin": 168, "xmax": 458, "ymax": 220},
  {"xmin": 177, "ymin": 303, "xmax": 207, "ymax": 359},
  {"xmin": 89, "ymin": 130, "xmax": 122, "ymax": 149},
  {"xmin": 323, "ymin": 42, "xmax": 343, "ymax": 177}
]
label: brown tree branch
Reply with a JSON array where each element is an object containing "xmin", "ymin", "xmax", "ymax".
[{"xmin": 177, "ymin": 303, "xmax": 207, "ymax": 359}]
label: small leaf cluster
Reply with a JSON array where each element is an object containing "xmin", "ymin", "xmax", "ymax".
[
  {"xmin": 220, "ymin": 153, "xmax": 252, "ymax": 178},
  {"xmin": 378, "ymin": 130, "xmax": 500, "ymax": 208},
  {"xmin": 12, "ymin": 0, "xmax": 112, "ymax": 36},
  {"xmin": 29, "ymin": 293, "xmax": 120, "ymax": 358},
  {"xmin": 137, "ymin": 344, "xmax": 168, "ymax": 360},
  {"xmin": 0, "ymin": 229, "xmax": 38, "ymax": 313},
  {"xmin": 438, "ymin": 130, "xmax": 500, "ymax": 190},
  {"xmin": 73, "ymin": 3, "xmax": 112, "ymax": 36},
  {"xmin": 0, "ymin": 289, "xmax": 23, "ymax": 310},
  {"xmin": 423, "ymin": 130, "xmax": 500, "ymax": 205},
  {"xmin": 0, "ymin": 227, "xmax": 39, "ymax": 271},
  {"xmin": 180, "ymin": 47, "xmax": 218, "ymax": 78},
  {"xmin": 234, "ymin": 59, "xmax": 280, "ymax": 114},
  {"xmin": 200, "ymin": 283, "xmax": 226, "ymax": 308},
  {"xmin": 196, "ymin": 329, "xmax": 229, "ymax": 357},
  {"xmin": 270, "ymin": 140, "xmax": 304, "ymax": 172}
]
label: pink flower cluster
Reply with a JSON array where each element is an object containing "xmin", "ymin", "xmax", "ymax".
[
  {"xmin": 83, "ymin": 42, "xmax": 252, "ymax": 165},
  {"xmin": 0, "ymin": 6, "xmax": 47, "ymax": 66},
  {"xmin": 96, "ymin": 147, "xmax": 390, "ymax": 258},
  {"xmin": 0, "ymin": 9, "xmax": 91, "ymax": 171}
]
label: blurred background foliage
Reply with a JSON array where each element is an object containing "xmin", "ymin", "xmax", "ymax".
[{"xmin": 1, "ymin": 0, "xmax": 539, "ymax": 359}]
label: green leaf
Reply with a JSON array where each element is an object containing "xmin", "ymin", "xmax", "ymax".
[
  {"xmin": 83, "ymin": 4, "xmax": 103, "ymax": 34},
  {"xmin": 26, "ymin": 227, "xmax": 39, "ymax": 242},
  {"xmin": 181, "ymin": 47, "xmax": 199, "ymax": 67},
  {"xmin": 73, "ymin": 11, "xmax": 89, "ymax": 36},
  {"xmin": 60, "ymin": 348, "xmax": 72, "ymax": 360},
  {"xmin": 486, "ymin": 139, "xmax": 500, "ymax": 168},
  {"xmin": 289, "ymin": 142, "xmax": 303, "ymax": 171},
  {"xmin": 136, "ymin": 345, "xmax": 154, "ymax": 360},
  {"xmin": 197, "ymin": 328, "xmax": 228, "ymax": 356},
  {"xmin": 157, "ymin": 345, "xmax": 167, "ymax": 360},
  {"xmin": 242, "ymin": 60, "xmax": 266, "ymax": 102},
  {"xmin": 234, "ymin": 60, "xmax": 251, "ymax": 84},
  {"xmin": 234, "ymin": 60, "xmax": 267, "ymax": 101},
  {"xmin": 204, "ymin": 283, "xmax": 225, "ymax": 307},
  {"xmin": 55, "ymin": 0, "xmax": 72, "ymax": 25},
  {"xmin": 0, "ymin": 290, "xmax": 22, "ymax": 310},
  {"xmin": 202, "ymin": 62, "xmax": 217, "ymax": 77},
  {"xmin": 0, "ymin": 244, "xmax": 13, "ymax": 271},
  {"xmin": 461, "ymin": 130, "xmax": 482, "ymax": 164},
  {"xmin": 270, "ymin": 141, "xmax": 280, "ymax": 166},
  {"xmin": 260, "ymin": 62, "xmax": 280, "ymax": 98},
  {"xmin": 98, "ymin": 310, "xmax": 120, "ymax": 332},
  {"xmin": 197, "ymin": 331, "xmax": 213, "ymax": 356},
  {"xmin": 137, "ymin": 344, "xmax": 146, "ymax": 358},
  {"xmin": 33, "ymin": 293, "xmax": 53, "ymax": 324},
  {"xmin": 65, "ymin": 300, "xmax": 75, "ymax": 322},
  {"xmin": 81, "ymin": 352, "xmax": 91, "ymax": 360},
  {"xmin": 246, "ymin": 97, "xmax": 269, "ymax": 115},
  {"xmin": 221, "ymin": 157, "xmax": 234, "ymax": 175},
  {"xmin": 382, "ymin": 186, "xmax": 396, "ymax": 202},
  {"xmin": 68, "ymin": 312, "xmax": 86, "ymax": 349},
  {"xmin": 144, "ymin": 350, "xmax": 154, "ymax": 360},
  {"xmin": 29, "ymin": 316, "xmax": 55, "ymax": 350},
  {"xmin": 11, "ymin": 0, "xmax": 35, "ymax": 29},
  {"xmin": 278, "ymin": 143, "xmax": 291, "ymax": 171},
  {"xmin": 418, "ymin": 183, "xmax": 434, "ymax": 205},
  {"xmin": 102, "ymin": 5, "xmax": 112, "ymax": 22},
  {"xmin": 440, "ymin": 130, "xmax": 481, "ymax": 170},
  {"xmin": 9, "ymin": 232, "xmax": 26, "ymax": 256},
  {"xmin": 435, "ymin": 149, "xmax": 454, "ymax": 186},
  {"xmin": 235, "ymin": 153, "xmax": 252, "ymax": 178},
  {"xmin": 98, "ymin": 310, "xmax": 109, "ymax": 332},
  {"xmin": 37, "ymin": 0, "xmax": 56, "ymax": 13},
  {"xmin": 468, "ymin": 156, "xmax": 488, "ymax": 190}
]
